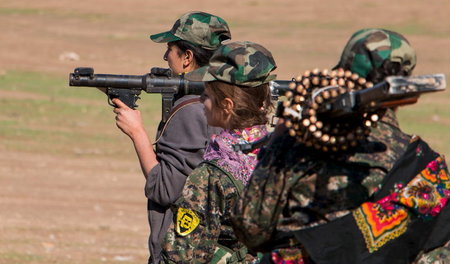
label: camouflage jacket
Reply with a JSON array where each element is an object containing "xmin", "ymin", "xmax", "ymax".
[
  {"xmin": 161, "ymin": 162, "xmax": 250, "ymax": 263},
  {"xmin": 161, "ymin": 126, "xmax": 267, "ymax": 264},
  {"xmin": 232, "ymin": 109, "xmax": 450, "ymax": 263}
]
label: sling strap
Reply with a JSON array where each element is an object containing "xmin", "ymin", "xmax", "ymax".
[
  {"xmin": 154, "ymin": 97, "xmax": 201, "ymax": 144},
  {"xmin": 201, "ymin": 160, "xmax": 248, "ymax": 263}
]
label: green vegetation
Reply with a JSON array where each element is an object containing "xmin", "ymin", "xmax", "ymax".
[
  {"xmin": 0, "ymin": 71, "xmax": 160, "ymax": 158},
  {"xmin": 0, "ymin": 251, "xmax": 45, "ymax": 262},
  {"xmin": 1, "ymin": 70, "xmax": 448, "ymax": 160},
  {"xmin": 383, "ymin": 22, "xmax": 450, "ymax": 38},
  {"xmin": 397, "ymin": 93, "xmax": 450, "ymax": 156},
  {"xmin": 0, "ymin": 7, "xmax": 44, "ymax": 16}
]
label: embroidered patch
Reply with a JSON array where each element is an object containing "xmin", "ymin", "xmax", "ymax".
[
  {"xmin": 353, "ymin": 156, "xmax": 450, "ymax": 253},
  {"xmin": 398, "ymin": 156, "xmax": 450, "ymax": 218},
  {"xmin": 176, "ymin": 208, "xmax": 200, "ymax": 236},
  {"xmin": 353, "ymin": 202, "xmax": 409, "ymax": 253},
  {"xmin": 271, "ymin": 248, "xmax": 306, "ymax": 264}
]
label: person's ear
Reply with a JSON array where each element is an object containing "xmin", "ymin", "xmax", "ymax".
[
  {"xmin": 221, "ymin": 98, "xmax": 234, "ymax": 115},
  {"xmin": 183, "ymin": 50, "xmax": 194, "ymax": 67}
]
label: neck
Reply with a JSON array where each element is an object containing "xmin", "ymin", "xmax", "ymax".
[{"xmin": 184, "ymin": 63, "xmax": 198, "ymax": 73}]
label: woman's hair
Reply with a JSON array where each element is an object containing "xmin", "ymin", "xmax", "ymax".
[
  {"xmin": 206, "ymin": 81, "xmax": 273, "ymax": 130},
  {"xmin": 173, "ymin": 40, "xmax": 215, "ymax": 67}
]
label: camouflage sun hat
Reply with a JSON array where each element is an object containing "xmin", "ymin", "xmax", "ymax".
[
  {"xmin": 150, "ymin": 11, "xmax": 231, "ymax": 50},
  {"xmin": 335, "ymin": 28, "xmax": 416, "ymax": 78},
  {"xmin": 184, "ymin": 41, "xmax": 277, "ymax": 87}
]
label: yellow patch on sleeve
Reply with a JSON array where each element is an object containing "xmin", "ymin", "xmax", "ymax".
[{"xmin": 176, "ymin": 208, "xmax": 200, "ymax": 236}]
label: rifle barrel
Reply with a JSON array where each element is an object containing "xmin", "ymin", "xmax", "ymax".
[
  {"xmin": 69, "ymin": 73, "xmax": 144, "ymax": 89},
  {"xmin": 69, "ymin": 70, "xmax": 293, "ymax": 96}
]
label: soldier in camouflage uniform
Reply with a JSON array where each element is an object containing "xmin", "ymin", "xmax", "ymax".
[
  {"xmin": 232, "ymin": 29, "xmax": 450, "ymax": 263},
  {"xmin": 160, "ymin": 41, "xmax": 277, "ymax": 263},
  {"xmin": 113, "ymin": 12, "xmax": 230, "ymax": 263}
]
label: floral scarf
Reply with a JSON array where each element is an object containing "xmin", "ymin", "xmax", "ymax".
[{"xmin": 203, "ymin": 125, "xmax": 268, "ymax": 185}]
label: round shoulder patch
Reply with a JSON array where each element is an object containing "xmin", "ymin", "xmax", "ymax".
[{"xmin": 176, "ymin": 208, "xmax": 200, "ymax": 236}]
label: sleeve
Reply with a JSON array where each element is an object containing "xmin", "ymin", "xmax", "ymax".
[
  {"xmin": 145, "ymin": 101, "xmax": 211, "ymax": 207},
  {"xmin": 231, "ymin": 134, "xmax": 299, "ymax": 251},
  {"xmin": 162, "ymin": 164, "xmax": 230, "ymax": 263}
]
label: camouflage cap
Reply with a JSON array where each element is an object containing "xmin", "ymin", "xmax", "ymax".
[
  {"xmin": 184, "ymin": 41, "xmax": 277, "ymax": 87},
  {"xmin": 335, "ymin": 28, "xmax": 416, "ymax": 78},
  {"xmin": 150, "ymin": 11, "xmax": 231, "ymax": 50}
]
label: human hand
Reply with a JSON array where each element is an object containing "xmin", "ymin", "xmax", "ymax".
[{"xmin": 112, "ymin": 98, "xmax": 146, "ymax": 140}]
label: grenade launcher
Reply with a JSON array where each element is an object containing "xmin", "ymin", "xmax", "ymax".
[{"xmin": 68, "ymin": 67, "xmax": 291, "ymax": 122}]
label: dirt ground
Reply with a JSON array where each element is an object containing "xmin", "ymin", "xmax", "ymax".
[{"xmin": 1, "ymin": 0, "xmax": 450, "ymax": 263}]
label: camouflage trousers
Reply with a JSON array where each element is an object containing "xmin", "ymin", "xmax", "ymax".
[
  {"xmin": 414, "ymin": 240, "xmax": 450, "ymax": 264},
  {"xmin": 160, "ymin": 245, "xmax": 253, "ymax": 264},
  {"xmin": 210, "ymin": 245, "xmax": 255, "ymax": 264}
]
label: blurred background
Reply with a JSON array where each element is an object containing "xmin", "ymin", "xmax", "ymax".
[{"xmin": 1, "ymin": 0, "xmax": 449, "ymax": 263}]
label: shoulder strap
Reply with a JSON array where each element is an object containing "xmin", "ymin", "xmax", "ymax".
[
  {"xmin": 200, "ymin": 160, "xmax": 245, "ymax": 197},
  {"xmin": 200, "ymin": 160, "xmax": 249, "ymax": 263},
  {"xmin": 154, "ymin": 97, "xmax": 201, "ymax": 144},
  {"xmin": 210, "ymin": 244, "xmax": 249, "ymax": 264}
]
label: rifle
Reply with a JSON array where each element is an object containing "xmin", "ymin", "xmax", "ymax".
[
  {"xmin": 234, "ymin": 73, "xmax": 446, "ymax": 153},
  {"xmin": 69, "ymin": 67, "xmax": 291, "ymax": 122},
  {"xmin": 69, "ymin": 67, "xmax": 445, "ymax": 153},
  {"xmin": 317, "ymin": 74, "xmax": 446, "ymax": 118}
]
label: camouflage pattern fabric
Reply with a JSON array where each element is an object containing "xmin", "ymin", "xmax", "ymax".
[
  {"xmin": 160, "ymin": 125, "xmax": 268, "ymax": 263},
  {"xmin": 334, "ymin": 28, "xmax": 416, "ymax": 78},
  {"xmin": 232, "ymin": 109, "xmax": 450, "ymax": 262},
  {"xmin": 150, "ymin": 11, "xmax": 231, "ymax": 50},
  {"xmin": 414, "ymin": 241, "xmax": 450, "ymax": 264},
  {"xmin": 161, "ymin": 162, "xmax": 256, "ymax": 263},
  {"xmin": 232, "ymin": 109, "xmax": 411, "ymax": 249},
  {"xmin": 185, "ymin": 41, "xmax": 277, "ymax": 87}
]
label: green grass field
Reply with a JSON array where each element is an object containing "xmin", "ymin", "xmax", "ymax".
[
  {"xmin": 0, "ymin": 70, "xmax": 161, "ymax": 159},
  {"xmin": 397, "ymin": 93, "xmax": 450, "ymax": 158}
]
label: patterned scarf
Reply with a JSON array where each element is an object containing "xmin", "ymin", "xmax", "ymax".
[{"xmin": 203, "ymin": 125, "xmax": 268, "ymax": 185}]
